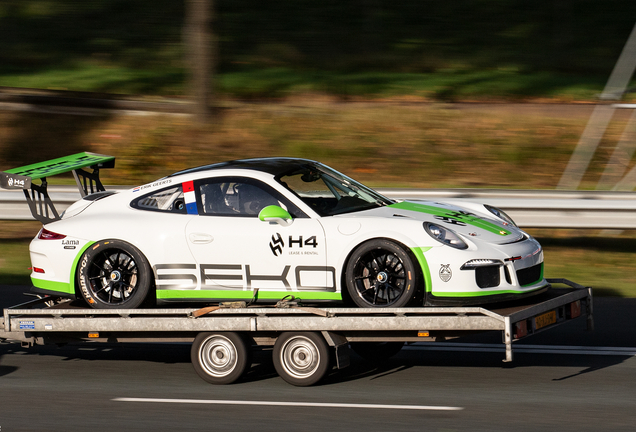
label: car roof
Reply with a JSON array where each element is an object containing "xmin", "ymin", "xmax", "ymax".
[{"xmin": 168, "ymin": 157, "xmax": 321, "ymax": 178}]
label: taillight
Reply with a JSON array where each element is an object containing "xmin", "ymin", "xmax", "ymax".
[{"xmin": 38, "ymin": 228, "xmax": 66, "ymax": 240}]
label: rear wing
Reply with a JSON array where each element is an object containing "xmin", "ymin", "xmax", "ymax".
[{"xmin": 0, "ymin": 152, "xmax": 115, "ymax": 224}]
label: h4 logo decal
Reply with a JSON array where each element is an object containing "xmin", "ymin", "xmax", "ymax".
[
  {"xmin": 269, "ymin": 233, "xmax": 318, "ymax": 256},
  {"xmin": 270, "ymin": 233, "xmax": 284, "ymax": 256}
]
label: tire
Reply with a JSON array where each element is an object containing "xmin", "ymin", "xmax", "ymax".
[
  {"xmin": 345, "ymin": 239, "xmax": 419, "ymax": 308},
  {"xmin": 77, "ymin": 239, "xmax": 152, "ymax": 309},
  {"xmin": 273, "ymin": 332, "xmax": 331, "ymax": 386},
  {"xmin": 350, "ymin": 342, "xmax": 404, "ymax": 362},
  {"xmin": 191, "ymin": 332, "xmax": 251, "ymax": 385}
]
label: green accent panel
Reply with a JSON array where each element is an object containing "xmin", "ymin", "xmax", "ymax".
[
  {"xmin": 521, "ymin": 262, "xmax": 544, "ymax": 287},
  {"xmin": 157, "ymin": 289, "xmax": 342, "ymax": 301},
  {"xmin": 432, "ymin": 284, "xmax": 548, "ymax": 297},
  {"xmin": 5, "ymin": 152, "xmax": 115, "ymax": 179},
  {"xmin": 31, "ymin": 278, "xmax": 73, "ymax": 294},
  {"xmin": 69, "ymin": 242, "xmax": 95, "ymax": 293},
  {"xmin": 389, "ymin": 202, "xmax": 511, "ymax": 236},
  {"xmin": 411, "ymin": 247, "xmax": 433, "ymax": 293}
]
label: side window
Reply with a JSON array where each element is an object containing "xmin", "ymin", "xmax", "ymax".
[
  {"xmin": 131, "ymin": 185, "xmax": 187, "ymax": 214},
  {"xmin": 197, "ymin": 177, "xmax": 306, "ymax": 218}
]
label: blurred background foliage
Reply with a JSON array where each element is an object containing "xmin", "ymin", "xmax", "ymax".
[
  {"xmin": 1, "ymin": 0, "xmax": 636, "ymax": 187},
  {"xmin": 1, "ymin": 0, "xmax": 636, "ymax": 99},
  {"xmin": 1, "ymin": 1, "xmax": 635, "ymax": 294},
  {"xmin": 0, "ymin": 103, "xmax": 624, "ymax": 189}
]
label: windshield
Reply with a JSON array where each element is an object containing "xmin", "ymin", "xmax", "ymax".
[{"xmin": 277, "ymin": 163, "xmax": 394, "ymax": 216}]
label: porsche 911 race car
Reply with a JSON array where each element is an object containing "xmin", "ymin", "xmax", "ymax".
[{"xmin": 1, "ymin": 152, "xmax": 548, "ymax": 309}]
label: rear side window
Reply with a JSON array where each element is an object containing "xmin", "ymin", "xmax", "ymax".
[{"xmin": 131, "ymin": 185, "xmax": 187, "ymax": 214}]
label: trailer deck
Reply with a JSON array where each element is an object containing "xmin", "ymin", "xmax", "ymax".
[{"xmin": 1, "ymin": 279, "xmax": 592, "ymax": 386}]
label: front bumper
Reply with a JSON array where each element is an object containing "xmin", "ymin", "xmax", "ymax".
[{"xmin": 425, "ymin": 283, "xmax": 549, "ymax": 306}]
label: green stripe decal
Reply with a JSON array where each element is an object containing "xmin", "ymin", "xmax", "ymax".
[
  {"xmin": 157, "ymin": 290, "xmax": 342, "ymax": 301},
  {"xmin": 431, "ymin": 284, "xmax": 548, "ymax": 297},
  {"xmin": 69, "ymin": 242, "xmax": 95, "ymax": 292},
  {"xmin": 411, "ymin": 247, "xmax": 433, "ymax": 293},
  {"xmin": 389, "ymin": 202, "xmax": 511, "ymax": 236},
  {"xmin": 31, "ymin": 278, "xmax": 72, "ymax": 294},
  {"xmin": 5, "ymin": 152, "xmax": 115, "ymax": 179}
]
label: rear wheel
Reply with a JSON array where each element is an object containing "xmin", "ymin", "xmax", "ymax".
[
  {"xmin": 273, "ymin": 332, "xmax": 331, "ymax": 386},
  {"xmin": 77, "ymin": 240, "xmax": 151, "ymax": 309},
  {"xmin": 345, "ymin": 239, "xmax": 418, "ymax": 308},
  {"xmin": 191, "ymin": 332, "xmax": 251, "ymax": 384}
]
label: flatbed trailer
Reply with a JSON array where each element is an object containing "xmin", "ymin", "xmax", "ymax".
[{"xmin": 0, "ymin": 279, "xmax": 592, "ymax": 386}]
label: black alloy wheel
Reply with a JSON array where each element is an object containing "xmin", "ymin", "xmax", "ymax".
[
  {"xmin": 345, "ymin": 239, "xmax": 418, "ymax": 308},
  {"xmin": 78, "ymin": 240, "xmax": 151, "ymax": 309}
]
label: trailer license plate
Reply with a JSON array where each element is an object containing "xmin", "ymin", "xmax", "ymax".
[{"xmin": 535, "ymin": 311, "xmax": 557, "ymax": 330}]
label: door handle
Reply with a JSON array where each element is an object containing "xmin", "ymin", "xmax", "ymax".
[{"xmin": 189, "ymin": 233, "xmax": 214, "ymax": 244}]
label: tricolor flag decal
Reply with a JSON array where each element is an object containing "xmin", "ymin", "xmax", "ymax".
[{"xmin": 182, "ymin": 181, "xmax": 198, "ymax": 214}]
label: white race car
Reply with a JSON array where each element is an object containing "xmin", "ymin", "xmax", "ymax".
[{"xmin": 1, "ymin": 152, "xmax": 547, "ymax": 309}]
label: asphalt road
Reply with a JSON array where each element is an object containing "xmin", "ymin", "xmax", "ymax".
[{"xmin": 1, "ymin": 285, "xmax": 635, "ymax": 432}]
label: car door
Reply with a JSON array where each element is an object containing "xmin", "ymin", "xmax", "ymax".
[{"xmin": 184, "ymin": 176, "xmax": 334, "ymax": 298}]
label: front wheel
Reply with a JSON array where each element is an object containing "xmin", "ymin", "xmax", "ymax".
[
  {"xmin": 77, "ymin": 240, "xmax": 151, "ymax": 309},
  {"xmin": 345, "ymin": 239, "xmax": 419, "ymax": 308},
  {"xmin": 273, "ymin": 332, "xmax": 331, "ymax": 386}
]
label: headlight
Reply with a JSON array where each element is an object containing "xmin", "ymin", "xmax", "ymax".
[
  {"xmin": 424, "ymin": 222, "xmax": 468, "ymax": 249},
  {"xmin": 460, "ymin": 259, "xmax": 503, "ymax": 269},
  {"xmin": 484, "ymin": 205, "xmax": 517, "ymax": 227}
]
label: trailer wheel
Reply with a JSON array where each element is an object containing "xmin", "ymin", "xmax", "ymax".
[
  {"xmin": 350, "ymin": 341, "xmax": 404, "ymax": 362},
  {"xmin": 273, "ymin": 332, "xmax": 331, "ymax": 386},
  {"xmin": 345, "ymin": 239, "xmax": 418, "ymax": 308},
  {"xmin": 191, "ymin": 332, "xmax": 251, "ymax": 384}
]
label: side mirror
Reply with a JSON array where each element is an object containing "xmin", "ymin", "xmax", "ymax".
[{"xmin": 258, "ymin": 205, "xmax": 293, "ymax": 226}]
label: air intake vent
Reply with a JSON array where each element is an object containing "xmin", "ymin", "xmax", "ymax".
[
  {"xmin": 476, "ymin": 265, "xmax": 500, "ymax": 288},
  {"xmin": 516, "ymin": 263, "xmax": 543, "ymax": 286}
]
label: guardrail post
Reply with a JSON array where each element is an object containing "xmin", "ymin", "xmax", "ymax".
[{"xmin": 586, "ymin": 288, "xmax": 595, "ymax": 332}]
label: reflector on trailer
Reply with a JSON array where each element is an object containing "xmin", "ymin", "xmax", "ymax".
[{"xmin": 514, "ymin": 320, "xmax": 528, "ymax": 339}]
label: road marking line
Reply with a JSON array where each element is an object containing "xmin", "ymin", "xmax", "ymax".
[
  {"xmin": 112, "ymin": 398, "xmax": 463, "ymax": 411},
  {"xmin": 403, "ymin": 343, "xmax": 636, "ymax": 356}
]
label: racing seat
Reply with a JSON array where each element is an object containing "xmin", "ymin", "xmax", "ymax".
[{"xmin": 201, "ymin": 183, "xmax": 231, "ymax": 215}]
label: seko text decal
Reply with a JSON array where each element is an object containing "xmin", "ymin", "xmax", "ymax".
[{"xmin": 154, "ymin": 262, "xmax": 336, "ymax": 291}]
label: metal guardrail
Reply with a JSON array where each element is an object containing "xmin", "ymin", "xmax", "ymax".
[{"xmin": 1, "ymin": 186, "xmax": 635, "ymax": 229}]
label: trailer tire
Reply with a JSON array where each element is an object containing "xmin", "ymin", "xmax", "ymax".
[
  {"xmin": 191, "ymin": 332, "xmax": 251, "ymax": 385},
  {"xmin": 273, "ymin": 332, "xmax": 331, "ymax": 386},
  {"xmin": 350, "ymin": 341, "xmax": 404, "ymax": 362}
]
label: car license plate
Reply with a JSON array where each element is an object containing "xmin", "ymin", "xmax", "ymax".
[{"xmin": 535, "ymin": 310, "xmax": 557, "ymax": 330}]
